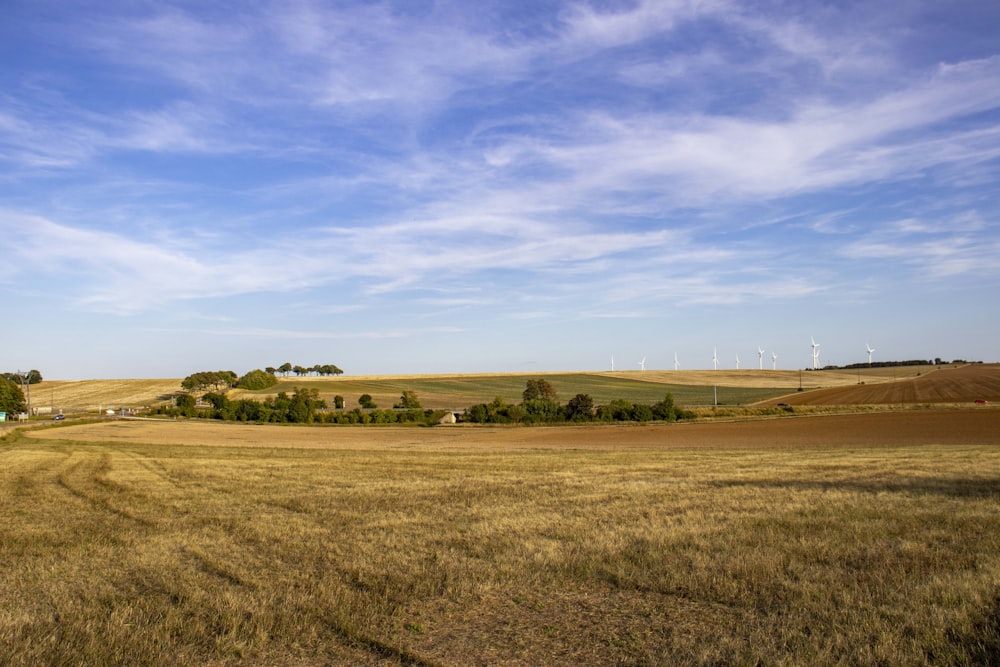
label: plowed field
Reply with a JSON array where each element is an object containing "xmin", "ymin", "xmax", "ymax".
[
  {"xmin": 762, "ymin": 364, "xmax": 1000, "ymax": 406},
  {"xmin": 26, "ymin": 408, "xmax": 1000, "ymax": 451}
]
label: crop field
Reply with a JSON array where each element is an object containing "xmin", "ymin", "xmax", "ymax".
[
  {"xmin": 33, "ymin": 365, "xmax": 937, "ymax": 414},
  {"xmin": 765, "ymin": 363, "xmax": 1000, "ymax": 406},
  {"xmin": 3, "ymin": 411, "xmax": 1000, "ymax": 665}
]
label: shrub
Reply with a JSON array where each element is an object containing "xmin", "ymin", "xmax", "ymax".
[{"xmin": 236, "ymin": 369, "xmax": 278, "ymax": 390}]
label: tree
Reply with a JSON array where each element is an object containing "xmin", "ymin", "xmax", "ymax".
[
  {"xmin": 181, "ymin": 370, "xmax": 237, "ymax": 392},
  {"xmin": 334, "ymin": 395, "xmax": 345, "ymax": 409},
  {"xmin": 0, "ymin": 376, "xmax": 27, "ymax": 415},
  {"xmin": 359, "ymin": 394, "xmax": 376, "ymax": 409},
  {"xmin": 236, "ymin": 369, "xmax": 278, "ymax": 390},
  {"xmin": 394, "ymin": 390, "xmax": 421, "ymax": 409},
  {"xmin": 523, "ymin": 378, "xmax": 558, "ymax": 402},
  {"xmin": 174, "ymin": 393, "xmax": 196, "ymax": 417},
  {"xmin": 565, "ymin": 393, "xmax": 594, "ymax": 421},
  {"xmin": 278, "ymin": 363, "xmax": 293, "ymax": 376},
  {"xmin": 652, "ymin": 393, "xmax": 677, "ymax": 421},
  {"xmin": 3, "ymin": 370, "xmax": 42, "ymax": 385}
]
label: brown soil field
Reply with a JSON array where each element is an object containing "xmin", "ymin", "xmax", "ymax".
[
  {"xmin": 26, "ymin": 408, "xmax": 1000, "ymax": 451},
  {"xmin": 763, "ymin": 363, "xmax": 1000, "ymax": 406}
]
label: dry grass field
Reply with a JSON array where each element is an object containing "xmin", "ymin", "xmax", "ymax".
[{"xmin": 3, "ymin": 411, "xmax": 1000, "ymax": 665}]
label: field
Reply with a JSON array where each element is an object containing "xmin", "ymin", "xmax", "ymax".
[
  {"xmin": 763, "ymin": 363, "xmax": 1000, "ymax": 406},
  {"xmin": 3, "ymin": 411, "xmax": 1000, "ymax": 665}
]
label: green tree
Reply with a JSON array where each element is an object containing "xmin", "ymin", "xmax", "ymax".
[
  {"xmin": 394, "ymin": 390, "xmax": 421, "ymax": 409},
  {"xmin": 652, "ymin": 393, "xmax": 677, "ymax": 421},
  {"xmin": 334, "ymin": 395, "xmax": 345, "ymax": 409},
  {"xmin": 236, "ymin": 369, "xmax": 278, "ymax": 390},
  {"xmin": 565, "ymin": 393, "xmax": 594, "ymax": 421},
  {"xmin": 174, "ymin": 393, "xmax": 196, "ymax": 417},
  {"xmin": 359, "ymin": 394, "xmax": 376, "ymax": 409},
  {"xmin": 0, "ymin": 376, "xmax": 27, "ymax": 415},
  {"xmin": 522, "ymin": 378, "xmax": 558, "ymax": 402},
  {"xmin": 278, "ymin": 363, "xmax": 293, "ymax": 376}
]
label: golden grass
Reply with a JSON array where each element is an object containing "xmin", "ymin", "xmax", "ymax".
[
  {"xmin": 3, "ymin": 417, "xmax": 999, "ymax": 665},
  {"xmin": 28, "ymin": 379, "xmax": 182, "ymax": 412}
]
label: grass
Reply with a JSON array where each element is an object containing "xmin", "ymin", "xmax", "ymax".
[
  {"xmin": 2, "ymin": 421, "xmax": 999, "ymax": 665},
  {"xmin": 238, "ymin": 372, "xmax": 793, "ymax": 409}
]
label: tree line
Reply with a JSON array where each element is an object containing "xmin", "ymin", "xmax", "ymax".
[
  {"xmin": 2, "ymin": 370, "xmax": 42, "ymax": 385},
  {"xmin": 157, "ymin": 388, "xmax": 443, "ymax": 425},
  {"xmin": 464, "ymin": 378, "xmax": 685, "ymax": 424},
  {"xmin": 266, "ymin": 363, "xmax": 343, "ymax": 377}
]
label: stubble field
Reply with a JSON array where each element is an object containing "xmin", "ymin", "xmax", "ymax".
[{"xmin": 3, "ymin": 410, "xmax": 1000, "ymax": 665}]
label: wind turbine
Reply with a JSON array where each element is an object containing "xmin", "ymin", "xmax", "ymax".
[
  {"xmin": 811, "ymin": 337, "xmax": 821, "ymax": 370},
  {"xmin": 674, "ymin": 352, "xmax": 679, "ymax": 371},
  {"xmin": 735, "ymin": 353, "xmax": 741, "ymax": 370},
  {"xmin": 772, "ymin": 351, "xmax": 778, "ymax": 370},
  {"xmin": 638, "ymin": 357, "xmax": 646, "ymax": 372},
  {"xmin": 758, "ymin": 346, "xmax": 765, "ymax": 370},
  {"xmin": 611, "ymin": 354, "xmax": 615, "ymax": 372},
  {"xmin": 866, "ymin": 343, "xmax": 875, "ymax": 365},
  {"xmin": 713, "ymin": 347, "xmax": 718, "ymax": 371}
]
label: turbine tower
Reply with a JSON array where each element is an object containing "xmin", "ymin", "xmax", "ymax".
[
  {"xmin": 758, "ymin": 346, "xmax": 765, "ymax": 370},
  {"xmin": 638, "ymin": 357, "xmax": 646, "ymax": 372},
  {"xmin": 735, "ymin": 353, "xmax": 741, "ymax": 370},
  {"xmin": 611, "ymin": 354, "xmax": 615, "ymax": 372},
  {"xmin": 811, "ymin": 337, "xmax": 821, "ymax": 370},
  {"xmin": 866, "ymin": 343, "xmax": 875, "ymax": 365},
  {"xmin": 772, "ymin": 351, "xmax": 778, "ymax": 370},
  {"xmin": 674, "ymin": 352, "xmax": 679, "ymax": 371},
  {"xmin": 713, "ymin": 347, "xmax": 718, "ymax": 371}
]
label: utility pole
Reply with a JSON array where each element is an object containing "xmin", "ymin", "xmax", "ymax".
[{"xmin": 17, "ymin": 369, "xmax": 31, "ymax": 417}]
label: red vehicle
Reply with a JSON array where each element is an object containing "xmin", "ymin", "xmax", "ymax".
[{"xmin": 974, "ymin": 399, "xmax": 988, "ymax": 404}]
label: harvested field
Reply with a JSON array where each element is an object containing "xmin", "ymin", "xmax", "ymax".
[
  {"xmin": 765, "ymin": 363, "xmax": 1000, "ymax": 406},
  {"xmin": 7, "ymin": 368, "xmax": 991, "ymax": 665},
  {"xmin": 4, "ymin": 412, "xmax": 1000, "ymax": 665},
  {"xmin": 27, "ymin": 378, "xmax": 181, "ymax": 413}
]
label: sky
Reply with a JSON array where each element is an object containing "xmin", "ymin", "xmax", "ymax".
[{"xmin": 2, "ymin": 0, "xmax": 999, "ymax": 379}]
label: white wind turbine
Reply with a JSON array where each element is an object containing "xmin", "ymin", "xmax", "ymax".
[
  {"xmin": 674, "ymin": 352, "xmax": 679, "ymax": 371},
  {"xmin": 866, "ymin": 343, "xmax": 875, "ymax": 365},
  {"xmin": 735, "ymin": 353, "xmax": 741, "ymax": 370},
  {"xmin": 758, "ymin": 346, "xmax": 765, "ymax": 370},
  {"xmin": 638, "ymin": 357, "xmax": 646, "ymax": 372},
  {"xmin": 772, "ymin": 351, "xmax": 778, "ymax": 370},
  {"xmin": 811, "ymin": 337, "xmax": 821, "ymax": 370},
  {"xmin": 713, "ymin": 347, "xmax": 718, "ymax": 370},
  {"xmin": 611, "ymin": 354, "xmax": 615, "ymax": 372}
]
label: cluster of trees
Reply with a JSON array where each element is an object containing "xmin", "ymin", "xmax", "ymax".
[
  {"xmin": 159, "ymin": 389, "xmax": 441, "ymax": 426},
  {"xmin": 0, "ymin": 376, "xmax": 27, "ymax": 415},
  {"xmin": 2, "ymin": 370, "xmax": 42, "ymax": 385},
  {"xmin": 181, "ymin": 370, "xmax": 238, "ymax": 392},
  {"xmin": 266, "ymin": 364, "xmax": 343, "ymax": 377},
  {"xmin": 464, "ymin": 379, "xmax": 684, "ymax": 424},
  {"xmin": 235, "ymin": 369, "xmax": 279, "ymax": 390},
  {"xmin": 165, "ymin": 388, "xmax": 328, "ymax": 423}
]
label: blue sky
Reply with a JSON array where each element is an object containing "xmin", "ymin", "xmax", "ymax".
[{"xmin": 2, "ymin": 0, "xmax": 999, "ymax": 379}]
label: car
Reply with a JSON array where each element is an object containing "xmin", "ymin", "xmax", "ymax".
[
  {"xmin": 974, "ymin": 399, "xmax": 989, "ymax": 404},
  {"xmin": 52, "ymin": 414, "xmax": 65, "ymax": 421}
]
